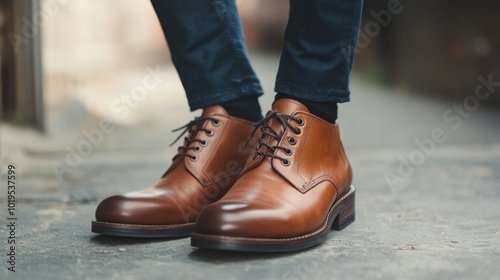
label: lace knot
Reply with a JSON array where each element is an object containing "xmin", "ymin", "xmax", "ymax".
[{"xmin": 245, "ymin": 111, "xmax": 302, "ymax": 164}]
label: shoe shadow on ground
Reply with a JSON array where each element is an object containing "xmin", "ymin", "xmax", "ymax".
[
  {"xmin": 89, "ymin": 235, "xmax": 187, "ymax": 246},
  {"xmin": 188, "ymin": 246, "xmax": 318, "ymax": 263},
  {"xmin": 89, "ymin": 234, "xmax": 320, "ymax": 262}
]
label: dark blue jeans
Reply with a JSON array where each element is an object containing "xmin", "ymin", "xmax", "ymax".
[{"xmin": 151, "ymin": 0, "xmax": 363, "ymax": 111}]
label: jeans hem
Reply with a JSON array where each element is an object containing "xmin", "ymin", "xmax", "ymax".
[{"xmin": 274, "ymin": 82, "xmax": 351, "ymax": 103}]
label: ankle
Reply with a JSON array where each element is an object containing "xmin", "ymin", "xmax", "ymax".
[
  {"xmin": 274, "ymin": 93, "xmax": 338, "ymax": 123},
  {"xmin": 218, "ymin": 95, "xmax": 263, "ymax": 122}
]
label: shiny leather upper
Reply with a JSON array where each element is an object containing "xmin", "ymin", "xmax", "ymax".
[
  {"xmin": 95, "ymin": 106, "xmax": 255, "ymax": 225},
  {"xmin": 194, "ymin": 99, "xmax": 353, "ymax": 238}
]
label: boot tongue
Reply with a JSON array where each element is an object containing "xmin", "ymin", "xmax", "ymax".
[
  {"xmin": 257, "ymin": 99, "xmax": 309, "ymax": 151},
  {"xmin": 185, "ymin": 105, "xmax": 227, "ymax": 146},
  {"xmin": 269, "ymin": 98, "xmax": 309, "ymax": 134},
  {"xmin": 271, "ymin": 99, "xmax": 310, "ymax": 115},
  {"xmin": 201, "ymin": 105, "xmax": 228, "ymax": 118}
]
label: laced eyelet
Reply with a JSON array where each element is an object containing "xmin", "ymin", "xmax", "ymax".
[
  {"xmin": 294, "ymin": 128, "xmax": 301, "ymax": 135},
  {"xmin": 281, "ymin": 159, "xmax": 290, "ymax": 166},
  {"xmin": 252, "ymin": 153, "xmax": 260, "ymax": 160},
  {"xmin": 200, "ymin": 140, "xmax": 207, "ymax": 146},
  {"xmin": 194, "ymin": 146, "xmax": 201, "ymax": 152},
  {"xmin": 212, "ymin": 120, "xmax": 221, "ymax": 127},
  {"xmin": 206, "ymin": 130, "xmax": 214, "ymax": 136},
  {"xmin": 297, "ymin": 118, "xmax": 305, "ymax": 126},
  {"xmin": 288, "ymin": 137, "xmax": 297, "ymax": 145},
  {"xmin": 190, "ymin": 155, "xmax": 198, "ymax": 162},
  {"xmin": 284, "ymin": 149, "xmax": 293, "ymax": 156}
]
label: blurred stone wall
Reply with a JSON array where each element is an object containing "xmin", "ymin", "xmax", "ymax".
[
  {"xmin": 42, "ymin": 0, "xmax": 288, "ymax": 108},
  {"xmin": 42, "ymin": 0, "xmax": 167, "ymax": 107},
  {"xmin": 238, "ymin": 0, "xmax": 288, "ymax": 51},
  {"xmin": 41, "ymin": 0, "xmax": 500, "ymax": 108}
]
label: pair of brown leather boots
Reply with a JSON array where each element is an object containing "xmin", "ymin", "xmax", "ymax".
[{"xmin": 92, "ymin": 99, "xmax": 355, "ymax": 252}]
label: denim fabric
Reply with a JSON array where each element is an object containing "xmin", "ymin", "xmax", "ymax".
[
  {"xmin": 151, "ymin": 0, "xmax": 264, "ymax": 111},
  {"xmin": 151, "ymin": 0, "xmax": 363, "ymax": 110},
  {"xmin": 276, "ymin": 0, "xmax": 364, "ymax": 103}
]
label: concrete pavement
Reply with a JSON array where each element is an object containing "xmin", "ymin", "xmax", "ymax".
[{"xmin": 1, "ymin": 53, "xmax": 499, "ymax": 280}]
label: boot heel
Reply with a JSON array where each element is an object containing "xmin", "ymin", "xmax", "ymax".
[{"xmin": 332, "ymin": 190, "xmax": 355, "ymax": 231}]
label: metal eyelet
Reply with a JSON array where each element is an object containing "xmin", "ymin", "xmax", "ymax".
[
  {"xmin": 190, "ymin": 155, "xmax": 198, "ymax": 162},
  {"xmin": 200, "ymin": 140, "xmax": 207, "ymax": 146},
  {"xmin": 281, "ymin": 159, "xmax": 290, "ymax": 166},
  {"xmin": 284, "ymin": 149, "xmax": 293, "ymax": 156},
  {"xmin": 297, "ymin": 118, "xmax": 305, "ymax": 126},
  {"xmin": 212, "ymin": 120, "xmax": 221, "ymax": 127},
  {"xmin": 194, "ymin": 146, "xmax": 201, "ymax": 152},
  {"xmin": 288, "ymin": 137, "xmax": 297, "ymax": 145},
  {"xmin": 252, "ymin": 153, "xmax": 260, "ymax": 160},
  {"xmin": 206, "ymin": 130, "xmax": 214, "ymax": 136}
]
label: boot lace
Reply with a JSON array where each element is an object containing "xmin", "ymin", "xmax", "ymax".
[
  {"xmin": 170, "ymin": 117, "xmax": 220, "ymax": 161},
  {"xmin": 245, "ymin": 111, "xmax": 303, "ymax": 165}
]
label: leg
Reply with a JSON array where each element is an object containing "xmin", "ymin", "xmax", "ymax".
[
  {"xmin": 151, "ymin": 0, "xmax": 263, "ymax": 120},
  {"xmin": 276, "ymin": 0, "xmax": 363, "ymax": 103},
  {"xmin": 192, "ymin": 0, "xmax": 364, "ymax": 252},
  {"xmin": 92, "ymin": 1, "xmax": 263, "ymax": 237},
  {"xmin": 275, "ymin": 0, "xmax": 363, "ymax": 123}
]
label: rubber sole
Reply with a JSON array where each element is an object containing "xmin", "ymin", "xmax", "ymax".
[
  {"xmin": 190, "ymin": 186, "xmax": 355, "ymax": 252},
  {"xmin": 91, "ymin": 221, "xmax": 194, "ymax": 238}
]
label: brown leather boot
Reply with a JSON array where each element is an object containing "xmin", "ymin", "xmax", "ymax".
[
  {"xmin": 92, "ymin": 106, "xmax": 254, "ymax": 237},
  {"xmin": 191, "ymin": 99, "xmax": 355, "ymax": 251}
]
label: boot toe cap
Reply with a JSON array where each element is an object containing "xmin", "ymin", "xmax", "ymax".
[
  {"xmin": 95, "ymin": 192, "xmax": 186, "ymax": 225},
  {"xmin": 194, "ymin": 201, "xmax": 302, "ymax": 238}
]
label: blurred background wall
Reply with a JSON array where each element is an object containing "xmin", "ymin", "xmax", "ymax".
[
  {"xmin": 357, "ymin": 0, "xmax": 500, "ymax": 104},
  {"xmin": 1, "ymin": 0, "xmax": 499, "ymax": 130}
]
